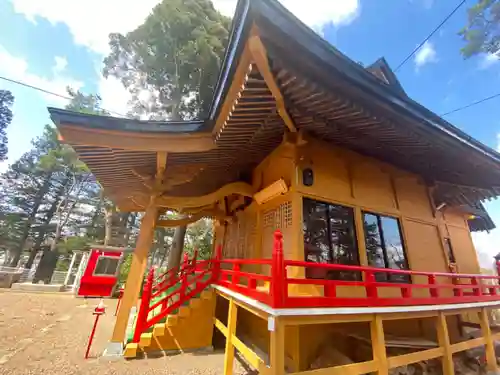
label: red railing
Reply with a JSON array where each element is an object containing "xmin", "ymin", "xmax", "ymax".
[
  {"xmin": 133, "ymin": 231, "xmax": 500, "ymax": 341},
  {"xmin": 133, "ymin": 251, "xmax": 217, "ymax": 342}
]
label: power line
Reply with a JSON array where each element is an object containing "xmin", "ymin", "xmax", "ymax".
[
  {"xmin": 0, "ymin": 75, "xmax": 125, "ymax": 117},
  {"xmin": 394, "ymin": 0, "xmax": 466, "ymax": 72},
  {"xmin": 440, "ymin": 92, "xmax": 500, "ymax": 117}
]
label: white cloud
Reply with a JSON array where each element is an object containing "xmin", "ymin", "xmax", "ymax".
[
  {"xmin": 53, "ymin": 56, "xmax": 67, "ymax": 74},
  {"xmin": 12, "ymin": 0, "xmax": 359, "ymax": 55},
  {"xmin": 472, "ymin": 230, "xmax": 500, "ymax": 271},
  {"xmin": 10, "ymin": 0, "xmax": 161, "ymax": 55},
  {"xmin": 0, "ymin": 45, "xmax": 82, "ymax": 105},
  {"xmin": 98, "ymin": 75, "xmax": 130, "ymax": 117},
  {"xmin": 414, "ymin": 41, "xmax": 437, "ymax": 70},
  {"xmin": 479, "ymin": 53, "xmax": 500, "ymax": 69}
]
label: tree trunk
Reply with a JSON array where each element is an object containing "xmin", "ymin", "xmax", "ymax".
[
  {"xmin": 166, "ymin": 96, "xmax": 188, "ymax": 271},
  {"xmin": 167, "ymin": 224, "xmax": 187, "ymax": 270},
  {"xmin": 10, "ymin": 172, "xmax": 52, "ymax": 266},
  {"xmin": 25, "ymin": 177, "xmax": 68, "ymax": 269}
]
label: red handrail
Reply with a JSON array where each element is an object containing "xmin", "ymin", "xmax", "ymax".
[{"xmin": 133, "ymin": 232, "xmax": 500, "ymax": 342}]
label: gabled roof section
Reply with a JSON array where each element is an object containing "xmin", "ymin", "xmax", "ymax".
[{"xmin": 366, "ymin": 58, "xmax": 407, "ymax": 97}]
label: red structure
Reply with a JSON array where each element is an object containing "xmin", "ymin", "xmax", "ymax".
[
  {"xmin": 77, "ymin": 248, "xmax": 123, "ymax": 298},
  {"xmin": 132, "ymin": 230, "xmax": 500, "ymax": 343}
]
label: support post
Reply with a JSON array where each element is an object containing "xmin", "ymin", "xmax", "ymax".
[
  {"xmin": 479, "ymin": 308, "xmax": 498, "ymax": 373},
  {"xmin": 223, "ymin": 298, "xmax": 238, "ymax": 375},
  {"xmin": 271, "ymin": 230, "xmax": 285, "ymax": 308},
  {"xmin": 371, "ymin": 315, "xmax": 388, "ymax": 375},
  {"xmin": 436, "ymin": 312, "xmax": 454, "ymax": 375},
  {"xmin": 64, "ymin": 252, "xmax": 77, "ymax": 286},
  {"xmin": 270, "ymin": 317, "xmax": 286, "ymax": 375},
  {"xmin": 104, "ymin": 197, "xmax": 158, "ymax": 356}
]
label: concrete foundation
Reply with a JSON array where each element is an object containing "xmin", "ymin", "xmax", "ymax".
[{"xmin": 11, "ymin": 283, "xmax": 66, "ymax": 293}]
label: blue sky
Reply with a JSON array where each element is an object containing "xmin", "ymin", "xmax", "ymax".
[{"xmin": 1, "ymin": 0, "xmax": 499, "ymax": 265}]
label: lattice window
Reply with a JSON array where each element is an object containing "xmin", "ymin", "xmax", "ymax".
[{"xmin": 262, "ymin": 201, "xmax": 293, "ymax": 261}]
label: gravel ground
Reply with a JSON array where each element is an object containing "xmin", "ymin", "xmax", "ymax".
[{"xmin": 0, "ymin": 291, "xmax": 249, "ymax": 375}]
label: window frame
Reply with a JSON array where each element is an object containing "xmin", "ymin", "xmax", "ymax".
[
  {"xmin": 92, "ymin": 255, "xmax": 121, "ymax": 278},
  {"xmin": 362, "ymin": 211, "xmax": 411, "ymax": 283},
  {"xmin": 302, "ymin": 197, "xmax": 361, "ymax": 280}
]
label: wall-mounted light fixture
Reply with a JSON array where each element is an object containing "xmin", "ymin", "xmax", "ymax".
[
  {"xmin": 302, "ymin": 167, "xmax": 314, "ymax": 187},
  {"xmin": 254, "ymin": 179, "xmax": 288, "ymax": 205}
]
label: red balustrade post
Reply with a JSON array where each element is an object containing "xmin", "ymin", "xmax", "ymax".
[
  {"xmin": 452, "ymin": 276, "xmax": 463, "ymax": 297},
  {"xmin": 212, "ymin": 245, "xmax": 222, "ymax": 283},
  {"xmin": 471, "ymin": 277, "xmax": 482, "ymax": 297},
  {"xmin": 249, "ymin": 278, "xmax": 257, "ymax": 290},
  {"xmin": 233, "ymin": 263, "xmax": 241, "ymax": 285},
  {"xmin": 271, "ymin": 230, "xmax": 285, "ymax": 308},
  {"xmin": 428, "ymin": 275, "xmax": 439, "ymax": 298},
  {"xmin": 133, "ymin": 267, "xmax": 155, "ymax": 342},
  {"xmin": 180, "ymin": 254, "xmax": 189, "ymax": 298},
  {"xmin": 365, "ymin": 271, "xmax": 378, "ymax": 299}
]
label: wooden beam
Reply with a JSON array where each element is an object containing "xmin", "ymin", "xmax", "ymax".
[
  {"xmin": 156, "ymin": 151, "xmax": 167, "ymax": 187},
  {"xmin": 436, "ymin": 312, "xmax": 454, "ymax": 375},
  {"xmin": 449, "ymin": 337, "xmax": 485, "ymax": 353},
  {"xmin": 156, "ymin": 181, "xmax": 255, "ymax": 209},
  {"xmin": 156, "ymin": 209, "xmax": 228, "ymax": 228},
  {"xmin": 224, "ymin": 298, "xmax": 238, "ymax": 375},
  {"xmin": 479, "ymin": 308, "xmax": 498, "ymax": 372},
  {"xmin": 387, "ymin": 348, "xmax": 443, "ymax": 369},
  {"xmin": 58, "ymin": 124, "xmax": 215, "ymax": 152},
  {"xmin": 110, "ymin": 195, "xmax": 158, "ymax": 344},
  {"xmin": 370, "ymin": 315, "xmax": 388, "ymax": 375},
  {"xmin": 270, "ymin": 317, "xmax": 286, "ymax": 375},
  {"xmin": 288, "ymin": 360, "xmax": 378, "ymax": 375},
  {"xmin": 213, "ymin": 44, "xmax": 253, "ymax": 136},
  {"xmin": 248, "ymin": 33, "xmax": 297, "ymax": 133}
]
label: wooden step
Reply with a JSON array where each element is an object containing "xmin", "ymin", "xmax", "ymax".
[
  {"xmin": 178, "ymin": 306, "xmax": 191, "ymax": 318},
  {"xmin": 153, "ymin": 323, "xmax": 166, "ymax": 336},
  {"xmin": 123, "ymin": 343, "xmax": 139, "ymax": 359},
  {"xmin": 190, "ymin": 298, "xmax": 202, "ymax": 309},
  {"xmin": 139, "ymin": 332, "xmax": 153, "ymax": 347},
  {"xmin": 201, "ymin": 290, "xmax": 213, "ymax": 300},
  {"xmin": 166, "ymin": 315, "xmax": 179, "ymax": 327}
]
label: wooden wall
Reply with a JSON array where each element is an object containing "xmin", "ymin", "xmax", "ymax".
[{"xmin": 294, "ymin": 138, "xmax": 481, "ymax": 277}]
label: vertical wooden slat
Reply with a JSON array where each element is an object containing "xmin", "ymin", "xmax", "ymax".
[
  {"xmin": 479, "ymin": 308, "xmax": 498, "ymax": 373},
  {"xmin": 223, "ymin": 298, "xmax": 238, "ymax": 375},
  {"xmin": 436, "ymin": 312, "xmax": 454, "ymax": 375},
  {"xmin": 371, "ymin": 315, "xmax": 388, "ymax": 375},
  {"xmin": 270, "ymin": 317, "xmax": 286, "ymax": 375}
]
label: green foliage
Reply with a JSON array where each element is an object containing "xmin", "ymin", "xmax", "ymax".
[
  {"xmin": 459, "ymin": 0, "xmax": 500, "ymax": 57},
  {"xmin": 0, "ymin": 90, "xmax": 14, "ymax": 162},
  {"xmin": 103, "ymin": 0, "xmax": 231, "ymax": 120}
]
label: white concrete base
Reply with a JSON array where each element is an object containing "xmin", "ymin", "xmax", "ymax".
[
  {"xmin": 11, "ymin": 283, "xmax": 65, "ymax": 293},
  {"xmin": 102, "ymin": 342, "xmax": 123, "ymax": 359}
]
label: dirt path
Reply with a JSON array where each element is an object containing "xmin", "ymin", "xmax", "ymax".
[{"xmin": 0, "ymin": 291, "xmax": 248, "ymax": 374}]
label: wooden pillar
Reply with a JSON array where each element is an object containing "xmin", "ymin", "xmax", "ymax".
[
  {"xmin": 371, "ymin": 315, "xmax": 388, "ymax": 375},
  {"xmin": 270, "ymin": 317, "xmax": 285, "ymax": 375},
  {"xmin": 107, "ymin": 197, "xmax": 158, "ymax": 350},
  {"xmin": 479, "ymin": 308, "xmax": 498, "ymax": 373},
  {"xmin": 436, "ymin": 312, "xmax": 454, "ymax": 375},
  {"xmin": 224, "ymin": 298, "xmax": 238, "ymax": 375}
]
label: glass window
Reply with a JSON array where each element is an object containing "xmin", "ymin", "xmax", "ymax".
[
  {"xmin": 303, "ymin": 198, "xmax": 359, "ymax": 280},
  {"xmin": 363, "ymin": 212, "xmax": 409, "ymax": 282},
  {"xmin": 94, "ymin": 257, "xmax": 120, "ymax": 276}
]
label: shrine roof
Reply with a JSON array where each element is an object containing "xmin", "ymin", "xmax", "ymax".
[{"xmin": 48, "ymin": 0, "xmax": 500, "ymax": 230}]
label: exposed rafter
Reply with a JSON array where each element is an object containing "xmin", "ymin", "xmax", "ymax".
[
  {"xmin": 156, "ymin": 208, "xmax": 228, "ymax": 228},
  {"xmin": 248, "ymin": 29, "xmax": 297, "ymax": 133}
]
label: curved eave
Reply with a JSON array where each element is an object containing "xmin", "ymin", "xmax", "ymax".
[
  {"xmin": 211, "ymin": 0, "xmax": 500, "ymax": 168},
  {"xmin": 49, "ymin": 107, "xmax": 208, "ymax": 133},
  {"xmin": 49, "ymin": 109, "xmax": 216, "ymax": 153}
]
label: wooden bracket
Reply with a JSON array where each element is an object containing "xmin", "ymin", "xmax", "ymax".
[{"xmin": 248, "ymin": 30, "xmax": 297, "ymax": 133}]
